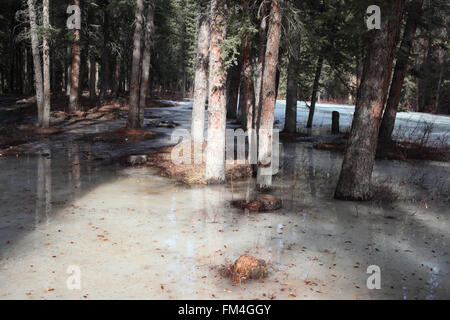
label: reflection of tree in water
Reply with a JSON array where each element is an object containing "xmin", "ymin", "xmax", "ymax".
[
  {"xmin": 307, "ymin": 147, "xmax": 316, "ymax": 198},
  {"xmin": 71, "ymin": 141, "xmax": 81, "ymax": 197},
  {"xmin": 35, "ymin": 148, "xmax": 52, "ymax": 225}
]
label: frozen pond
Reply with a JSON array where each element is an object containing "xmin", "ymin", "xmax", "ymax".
[
  {"xmin": 274, "ymin": 101, "xmax": 450, "ymax": 145},
  {"xmin": 0, "ymin": 100, "xmax": 449, "ymax": 299}
]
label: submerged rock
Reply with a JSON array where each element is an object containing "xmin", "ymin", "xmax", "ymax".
[
  {"xmin": 127, "ymin": 155, "xmax": 148, "ymax": 166},
  {"xmin": 233, "ymin": 254, "xmax": 268, "ymax": 281},
  {"xmin": 232, "ymin": 194, "xmax": 282, "ymax": 212}
]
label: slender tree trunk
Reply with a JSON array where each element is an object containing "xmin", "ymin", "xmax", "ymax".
[
  {"xmin": 434, "ymin": 54, "xmax": 445, "ymax": 113},
  {"xmin": 69, "ymin": 0, "xmax": 81, "ymax": 111},
  {"xmin": 89, "ymin": 48, "xmax": 96, "ymax": 100},
  {"xmin": 66, "ymin": 45, "xmax": 71, "ymax": 96},
  {"xmin": 284, "ymin": 33, "xmax": 300, "ymax": 133},
  {"xmin": 335, "ymin": 0, "xmax": 405, "ymax": 201},
  {"xmin": 99, "ymin": 5, "xmax": 110, "ymax": 101},
  {"xmin": 27, "ymin": 0, "xmax": 44, "ymax": 125},
  {"xmin": 254, "ymin": 2, "xmax": 270, "ymax": 128},
  {"xmin": 306, "ymin": 55, "xmax": 324, "ymax": 129},
  {"xmin": 127, "ymin": 0, "xmax": 144, "ymax": 129},
  {"xmin": 139, "ymin": 2, "xmax": 155, "ymax": 126},
  {"xmin": 257, "ymin": 0, "xmax": 283, "ymax": 190},
  {"xmin": 191, "ymin": 0, "xmax": 210, "ymax": 143},
  {"xmin": 237, "ymin": 78, "xmax": 246, "ymax": 125},
  {"xmin": 114, "ymin": 54, "xmax": 120, "ymax": 97},
  {"xmin": 78, "ymin": 51, "xmax": 87, "ymax": 101},
  {"xmin": 205, "ymin": 0, "xmax": 227, "ymax": 183},
  {"xmin": 226, "ymin": 60, "xmax": 241, "ymax": 119},
  {"xmin": 242, "ymin": 33, "xmax": 256, "ymax": 164},
  {"xmin": 378, "ymin": 0, "xmax": 424, "ymax": 143},
  {"xmin": 284, "ymin": 59, "xmax": 298, "ymax": 133},
  {"xmin": 41, "ymin": 0, "xmax": 51, "ymax": 127}
]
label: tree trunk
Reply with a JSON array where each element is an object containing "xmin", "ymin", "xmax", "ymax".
[
  {"xmin": 114, "ymin": 54, "xmax": 120, "ymax": 97},
  {"xmin": 378, "ymin": 0, "xmax": 424, "ymax": 144},
  {"xmin": 191, "ymin": 0, "xmax": 210, "ymax": 143},
  {"xmin": 226, "ymin": 60, "xmax": 241, "ymax": 119},
  {"xmin": 66, "ymin": 45, "xmax": 71, "ymax": 96},
  {"xmin": 127, "ymin": 0, "xmax": 145, "ymax": 129},
  {"xmin": 242, "ymin": 33, "xmax": 256, "ymax": 164},
  {"xmin": 254, "ymin": 1, "xmax": 270, "ymax": 128},
  {"xmin": 335, "ymin": 0, "xmax": 405, "ymax": 201},
  {"xmin": 205, "ymin": 0, "xmax": 227, "ymax": 183},
  {"xmin": 99, "ymin": 6, "xmax": 110, "ymax": 101},
  {"xmin": 306, "ymin": 55, "xmax": 324, "ymax": 129},
  {"xmin": 434, "ymin": 54, "xmax": 445, "ymax": 113},
  {"xmin": 237, "ymin": 77, "xmax": 246, "ymax": 125},
  {"xmin": 284, "ymin": 32, "xmax": 300, "ymax": 133},
  {"xmin": 78, "ymin": 51, "xmax": 87, "ymax": 101},
  {"xmin": 42, "ymin": 0, "xmax": 51, "ymax": 128},
  {"xmin": 27, "ymin": 0, "xmax": 44, "ymax": 125},
  {"xmin": 139, "ymin": 2, "xmax": 155, "ymax": 126},
  {"xmin": 257, "ymin": 0, "xmax": 283, "ymax": 190},
  {"xmin": 69, "ymin": 0, "xmax": 81, "ymax": 111},
  {"xmin": 89, "ymin": 48, "xmax": 96, "ymax": 100}
]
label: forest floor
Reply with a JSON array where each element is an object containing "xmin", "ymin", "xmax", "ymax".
[{"xmin": 0, "ymin": 95, "xmax": 449, "ymax": 299}]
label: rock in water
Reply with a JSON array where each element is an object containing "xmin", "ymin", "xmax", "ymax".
[
  {"xmin": 232, "ymin": 195, "xmax": 282, "ymax": 212},
  {"xmin": 127, "ymin": 155, "xmax": 148, "ymax": 166},
  {"xmin": 258, "ymin": 195, "xmax": 282, "ymax": 211},
  {"xmin": 233, "ymin": 254, "xmax": 268, "ymax": 281}
]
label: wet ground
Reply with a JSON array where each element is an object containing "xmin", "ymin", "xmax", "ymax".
[{"xmin": 0, "ymin": 100, "xmax": 449, "ymax": 299}]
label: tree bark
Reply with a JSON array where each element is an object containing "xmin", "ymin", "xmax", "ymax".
[
  {"xmin": 284, "ymin": 32, "xmax": 301, "ymax": 133},
  {"xmin": 205, "ymin": 0, "xmax": 227, "ymax": 183},
  {"xmin": 127, "ymin": 0, "xmax": 145, "ymax": 128},
  {"xmin": 378, "ymin": 0, "xmax": 424, "ymax": 143},
  {"xmin": 226, "ymin": 60, "xmax": 241, "ymax": 119},
  {"xmin": 306, "ymin": 55, "xmax": 324, "ymax": 129},
  {"xmin": 42, "ymin": 0, "xmax": 51, "ymax": 128},
  {"xmin": 114, "ymin": 54, "xmax": 120, "ymax": 97},
  {"xmin": 335, "ymin": 0, "xmax": 405, "ymax": 201},
  {"xmin": 27, "ymin": 0, "xmax": 44, "ymax": 125},
  {"xmin": 69, "ymin": 0, "xmax": 81, "ymax": 111},
  {"xmin": 242, "ymin": 34, "xmax": 256, "ymax": 165},
  {"xmin": 254, "ymin": 1, "xmax": 270, "ymax": 128},
  {"xmin": 257, "ymin": 0, "xmax": 283, "ymax": 190},
  {"xmin": 99, "ymin": 5, "xmax": 110, "ymax": 101},
  {"xmin": 139, "ymin": 2, "xmax": 155, "ymax": 126},
  {"xmin": 191, "ymin": 0, "xmax": 210, "ymax": 143},
  {"xmin": 89, "ymin": 47, "xmax": 96, "ymax": 100}
]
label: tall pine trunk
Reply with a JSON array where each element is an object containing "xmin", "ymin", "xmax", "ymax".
[
  {"xmin": 127, "ymin": 0, "xmax": 145, "ymax": 129},
  {"xmin": 284, "ymin": 32, "xmax": 301, "ymax": 133},
  {"xmin": 242, "ymin": 33, "xmax": 256, "ymax": 164},
  {"xmin": 99, "ymin": 6, "xmax": 110, "ymax": 101},
  {"xmin": 139, "ymin": 2, "xmax": 155, "ymax": 126},
  {"xmin": 335, "ymin": 0, "xmax": 405, "ymax": 201},
  {"xmin": 42, "ymin": 0, "xmax": 51, "ymax": 128},
  {"xmin": 27, "ymin": 0, "xmax": 44, "ymax": 125},
  {"xmin": 69, "ymin": 0, "xmax": 81, "ymax": 111},
  {"xmin": 378, "ymin": 0, "xmax": 424, "ymax": 144},
  {"xmin": 205, "ymin": 0, "xmax": 227, "ymax": 183},
  {"xmin": 254, "ymin": 2, "xmax": 270, "ymax": 127},
  {"xmin": 89, "ymin": 48, "xmax": 96, "ymax": 100},
  {"xmin": 191, "ymin": 0, "xmax": 210, "ymax": 143},
  {"xmin": 225, "ymin": 60, "xmax": 241, "ymax": 119},
  {"xmin": 257, "ymin": 0, "xmax": 282, "ymax": 190},
  {"xmin": 306, "ymin": 55, "xmax": 324, "ymax": 129}
]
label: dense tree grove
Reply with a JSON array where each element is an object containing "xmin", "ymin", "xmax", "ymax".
[{"xmin": 0, "ymin": 0, "xmax": 449, "ymax": 197}]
